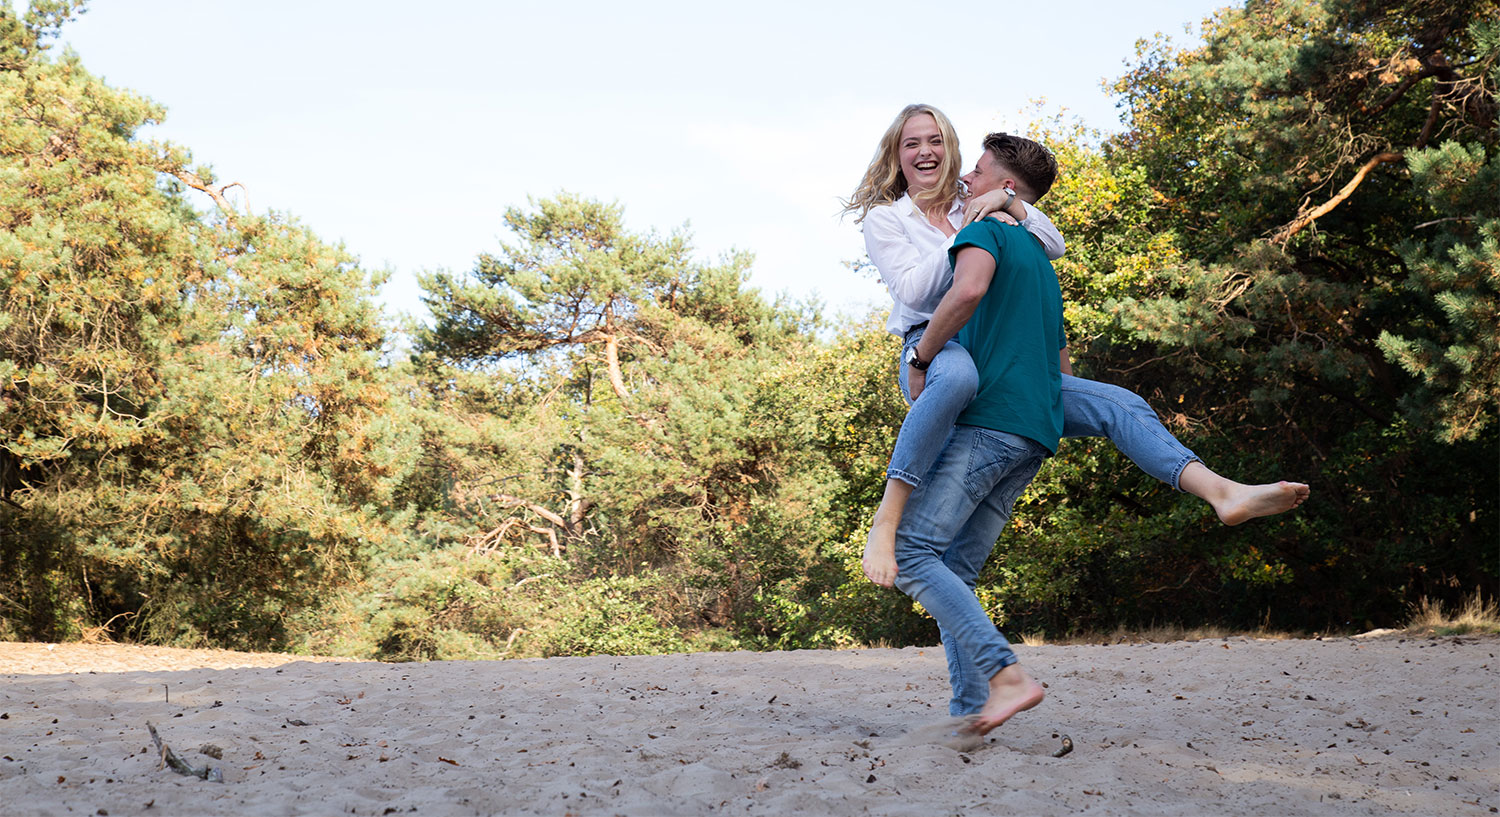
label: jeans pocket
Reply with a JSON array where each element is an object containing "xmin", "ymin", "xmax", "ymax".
[{"xmin": 963, "ymin": 430, "xmax": 1040, "ymax": 502}]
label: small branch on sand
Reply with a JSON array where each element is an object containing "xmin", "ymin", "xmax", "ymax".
[{"xmin": 147, "ymin": 722, "xmax": 224, "ymax": 783}]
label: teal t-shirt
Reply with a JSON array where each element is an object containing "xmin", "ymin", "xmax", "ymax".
[{"xmin": 947, "ymin": 219, "xmax": 1065, "ymax": 452}]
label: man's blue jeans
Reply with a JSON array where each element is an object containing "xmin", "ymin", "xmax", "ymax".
[
  {"xmin": 890, "ymin": 329, "xmax": 1199, "ymax": 491},
  {"xmin": 892, "ymin": 425, "xmax": 1049, "ymax": 716}
]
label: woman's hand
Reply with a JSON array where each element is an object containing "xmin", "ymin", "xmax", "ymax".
[{"xmin": 962, "ymin": 188, "xmax": 1020, "ymax": 227}]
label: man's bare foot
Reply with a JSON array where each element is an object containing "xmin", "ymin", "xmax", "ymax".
[
  {"xmin": 862, "ymin": 521, "xmax": 899, "ymax": 588},
  {"xmin": 1212, "ymin": 480, "xmax": 1310, "ymax": 526},
  {"xmin": 971, "ymin": 663, "xmax": 1045, "ymax": 735},
  {"xmin": 900, "ymin": 716, "xmax": 985, "ymax": 752}
]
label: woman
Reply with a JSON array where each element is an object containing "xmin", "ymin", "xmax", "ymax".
[{"xmin": 847, "ymin": 104, "xmax": 1309, "ymax": 588}]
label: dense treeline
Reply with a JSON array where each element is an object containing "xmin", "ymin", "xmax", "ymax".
[
  {"xmin": 1059, "ymin": 0, "xmax": 1500, "ymax": 632},
  {"xmin": 1, "ymin": 0, "xmax": 1494, "ymax": 658}
]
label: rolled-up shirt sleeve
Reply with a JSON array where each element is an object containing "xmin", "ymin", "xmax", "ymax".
[
  {"xmin": 1019, "ymin": 203, "xmax": 1066, "ymax": 261},
  {"xmin": 863, "ymin": 207, "xmax": 955, "ymax": 314}
]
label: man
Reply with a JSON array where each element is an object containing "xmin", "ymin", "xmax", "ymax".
[{"xmin": 894, "ymin": 133, "xmax": 1066, "ymax": 734}]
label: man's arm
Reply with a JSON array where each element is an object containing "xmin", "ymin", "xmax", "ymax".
[{"xmin": 908, "ymin": 245, "xmax": 996, "ymax": 398}]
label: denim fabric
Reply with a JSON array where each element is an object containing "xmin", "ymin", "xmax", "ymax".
[
  {"xmin": 931, "ymin": 491, "xmax": 1030, "ymax": 715},
  {"xmin": 887, "ymin": 330, "xmax": 978, "ymax": 487},
  {"xmin": 887, "ymin": 331, "xmax": 1198, "ymax": 491},
  {"xmin": 893, "ymin": 426, "xmax": 1049, "ymax": 715},
  {"xmin": 1060, "ymin": 373, "xmax": 1199, "ymax": 491}
]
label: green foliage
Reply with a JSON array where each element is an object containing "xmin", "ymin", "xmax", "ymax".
[
  {"xmin": 743, "ymin": 318, "xmax": 933, "ymax": 648},
  {"xmin": 1378, "ymin": 141, "xmax": 1500, "ymax": 442},
  {"xmin": 530, "ymin": 574, "xmax": 689, "ymax": 658},
  {"xmin": 408, "ymin": 192, "xmax": 843, "ymax": 653},
  {"xmin": 0, "ymin": 4, "xmax": 418, "ymax": 648},
  {"xmin": 4, "ymin": 0, "xmax": 1493, "ymax": 660},
  {"xmin": 815, "ymin": 0, "xmax": 1497, "ymax": 640},
  {"xmin": 1028, "ymin": 0, "xmax": 1500, "ymax": 630},
  {"xmin": 1028, "ymin": 114, "xmax": 1185, "ymax": 348},
  {"xmin": 297, "ymin": 547, "xmax": 688, "ymax": 661}
]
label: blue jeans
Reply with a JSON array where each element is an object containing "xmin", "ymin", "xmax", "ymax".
[
  {"xmin": 890, "ymin": 329, "xmax": 1199, "ymax": 490},
  {"xmin": 888, "ymin": 332, "xmax": 977, "ymax": 487},
  {"xmin": 892, "ymin": 426, "xmax": 1049, "ymax": 715}
]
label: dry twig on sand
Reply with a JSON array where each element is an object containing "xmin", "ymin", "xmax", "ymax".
[{"xmin": 147, "ymin": 722, "xmax": 224, "ymax": 783}]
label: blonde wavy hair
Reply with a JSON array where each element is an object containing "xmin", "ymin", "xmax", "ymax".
[{"xmin": 843, "ymin": 104, "xmax": 963, "ymax": 224}]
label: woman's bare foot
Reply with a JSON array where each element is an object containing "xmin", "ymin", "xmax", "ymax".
[
  {"xmin": 1178, "ymin": 463, "xmax": 1310, "ymax": 526},
  {"xmin": 863, "ymin": 521, "xmax": 899, "ymax": 588},
  {"xmin": 863, "ymin": 479, "xmax": 914, "ymax": 588},
  {"xmin": 1212, "ymin": 480, "xmax": 1310, "ymax": 526},
  {"xmin": 972, "ymin": 663, "xmax": 1045, "ymax": 735}
]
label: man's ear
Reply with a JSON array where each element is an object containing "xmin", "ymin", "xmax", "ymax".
[{"xmin": 1003, "ymin": 178, "xmax": 1037, "ymax": 203}]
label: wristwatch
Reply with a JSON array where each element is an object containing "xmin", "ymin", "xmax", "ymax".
[{"xmin": 904, "ymin": 345, "xmax": 931, "ymax": 371}]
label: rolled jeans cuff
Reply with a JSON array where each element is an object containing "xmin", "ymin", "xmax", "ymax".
[
  {"xmin": 1170, "ymin": 454, "xmax": 1200, "ymax": 492},
  {"xmin": 886, "ymin": 467, "xmax": 923, "ymax": 488}
]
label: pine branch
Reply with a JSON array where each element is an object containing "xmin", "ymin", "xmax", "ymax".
[
  {"xmin": 164, "ymin": 166, "xmax": 247, "ymax": 222},
  {"xmin": 1273, "ymin": 152, "xmax": 1405, "ymax": 244}
]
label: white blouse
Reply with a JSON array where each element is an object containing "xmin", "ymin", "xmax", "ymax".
[{"xmin": 863, "ymin": 193, "xmax": 1065, "ymax": 335}]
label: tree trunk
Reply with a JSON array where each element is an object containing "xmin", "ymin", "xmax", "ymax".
[{"xmin": 565, "ymin": 449, "xmax": 591, "ymax": 537}]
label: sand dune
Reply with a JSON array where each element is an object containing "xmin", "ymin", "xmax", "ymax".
[{"xmin": 2, "ymin": 635, "xmax": 1496, "ymax": 816}]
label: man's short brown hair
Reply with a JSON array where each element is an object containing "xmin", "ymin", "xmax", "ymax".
[{"xmin": 981, "ymin": 133, "xmax": 1057, "ymax": 200}]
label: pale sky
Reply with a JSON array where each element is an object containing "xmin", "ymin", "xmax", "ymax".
[{"xmin": 36, "ymin": 0, "xmax": 1226, "ymax": 325}]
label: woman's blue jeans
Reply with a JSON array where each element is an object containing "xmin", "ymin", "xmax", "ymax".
[{"xmin": 890, "ymin": 328, "xmax": 1199, "ymax": 491}]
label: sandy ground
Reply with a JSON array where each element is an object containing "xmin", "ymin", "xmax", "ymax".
[{"xmin": 1, "ymin": 634, "xmax": 1496, "ymax": 816}]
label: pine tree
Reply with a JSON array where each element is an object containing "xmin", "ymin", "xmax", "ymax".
[
  {"xmin": 1076, "ymin": 0, "xmax": 1500, "ymax": 626},
  {"xmin": 411, "ymin": 194, "xmax": 824, "ymax": 651},
  {"xmin": 0, "ymin": 3, "xmax": 418, "ymax": 647}
]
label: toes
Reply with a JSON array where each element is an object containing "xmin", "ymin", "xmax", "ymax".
[{"xmin": 862, "ymin": 555, "xmax": 899, "ymax": 588}]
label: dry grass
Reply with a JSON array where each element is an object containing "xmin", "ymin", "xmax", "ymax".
[
  {"xmin": 1405, "ymin": 590, "xmax": 1500, "ymax": 636},
  {"xmin": 824, "ymin": 594, "xmax": 1499, "ymax": 652},
  {"xmin": 1016, "ymin": 592, "xmax": 1500, "ymax": 646},
  {"xmin": 1017, "ymin": 624, "xmax": 1298, "ymax": 646}
]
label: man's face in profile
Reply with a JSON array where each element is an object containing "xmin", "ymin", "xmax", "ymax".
[{"xmin": 961, "ymin": 150, "xmax": 1012, "ymax": 199}]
